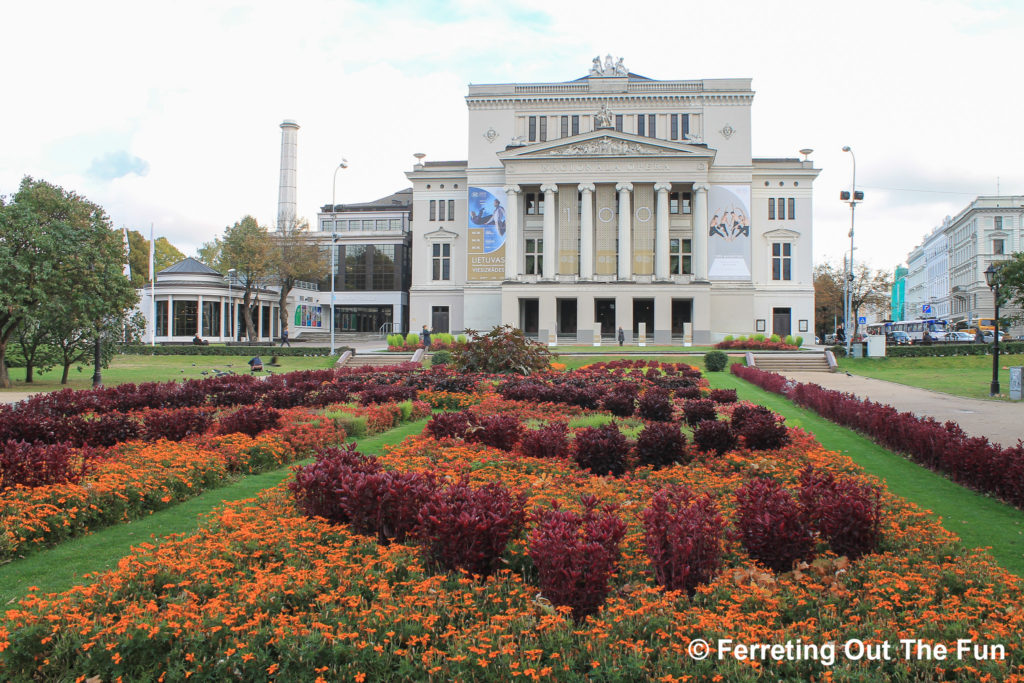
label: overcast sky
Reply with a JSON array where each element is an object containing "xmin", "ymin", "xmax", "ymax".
[{"xmin": 2, "ymin": 0, "xmax": 1021, "ymax": 271}]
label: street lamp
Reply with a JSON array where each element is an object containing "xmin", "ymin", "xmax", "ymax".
[
  {"xmin": 330, "ymin": 160, "xmax": 348, "ymax": 355},
  {"xmin": 226, "ymin": 268, "xmax": 237, "ymax": 342},
  {"xmin": 984, "ymin": 263, "xmax": 1001, "ymax": 396},
  {"xmin": 840, "ymin": 146, "xmax": 863, "ymax": 357}
]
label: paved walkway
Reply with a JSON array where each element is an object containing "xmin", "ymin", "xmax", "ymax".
[{"xmin": 779, "ymin": 371, "xmax": 1023, "ymax": 450}]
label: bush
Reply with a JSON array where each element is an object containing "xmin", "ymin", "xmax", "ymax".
[
  {"xmin": 799, "ymin": 467, "xmax": 881, "ymax": 560},
  {"xmin": 784, "ymin": 335, "xmax": 796, "ymax": 347},
  {"xmin": 357, "ymin": 384, "xmax": 417, "ymax": 406},
  {"xmin": 451, "ymin": 324, "xmax": 552, "ymax": 375},
  {"xmin": 425, "ymin": 411, "xmax": 473, "ymax": 440},
  {"xmin": 218, "ymin": 406, "xmax": 282, "ymax": 437},
  {"xmin": 466, "ymin": 414, "xmax": 523, "ymax": 451},
  {"xmin": 675, "ymin": 385, "xmax": 702, "ymax": 400},
  {"xmin": 416, "ymin": 480, "xmax": 526, "ymax": 576},
  {"xmin": 704, "ymin": 350, "xmax": 728, "ymax": 372},
  {"xmin": 289, "ymin": 444, "xmax": 383, "ymax": 523},
  {"xmin": 708, "ymin": 388, "xmax": 738, "ymax": 404},
  {"xmin": 142, "ymin": 407, "xmax": 213, "ymax": 442},
  {"xmin": 795, "ymin": 336, "xmax": 804, "ymax": 347},
  {"xmin": 735, "ymin": 409, "xmax": 789, "ymax": 451},
  {"xmin": 601, "ymin": 383, "xmax": 639, "ymax": 417},
  {"xmin": 635, "ymin": 422, "xmax": 687, "ymax": 469},
  {"xmin": 520, "ymin": 422, "xmax": 569, "ymax": 459},
  {"xmin": 729, "ymin": 404, "xmax": 774, "ymax": 432},
  {"xmin": 682, "ymin": 399, "xmax": 717, "ymax": 427},
  {"xmin": 430, "ymin": 350, "xmax": 452, "ymax": 366},
  {"xmin": 406, "ymin": 332, "xmax": 420, "ymax": 347},
  {"xmin": 636, "ymin": 386, "xmax": 674, "ymax": 422},
  {"xmin": 573, "ymin": 424, "xmax": 630, "ymax": 476},
  {"xmin": 770, "ymin": 334, "xmax": 781, "ymax": 343},
  {"xmin": 0, "ymin": 440, "xmax": 91, "ymax": 490},
  {"xmin": 643, "ymin": 486, "xmax": 725, "ymax": 594},
  {"xmin": 528, "ymin": 496, "xmax": 627, "ymax": 621},
  {"xmin": 735, "ymin": 478, "xmax": 815, "ymax": 573},
  {"xmin": 692, "ymin": 420, "xmax": 737, "ymax": 457},
  {"xmin": 343, "ymin": 469, "xmax": 439, "ymax": 544}
]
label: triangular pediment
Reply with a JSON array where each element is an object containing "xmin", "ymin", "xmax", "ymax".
[
  {"xmin": 423, "ymin": 227, "xmax": 459, "ymax": 240},
  {"xmin": 762, "ymin": 228, "xmax": 801, "ymax": 240},
  {"xmin": 498, "ymin": 129, "xmax": 715, "ymax": 161}
]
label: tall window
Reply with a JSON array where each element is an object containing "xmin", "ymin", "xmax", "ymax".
[
  {"xmin": 768, "ymin": 198, "xmax": 775, "ymax": 220},
  {"xmin": 647, "ymin": 114, "xmax": 656, "ymax": 138},
  {"xmin": 994, "ymin": 238, "xmax": 1005, "ymax": 255},
  {"xmin": 344, "ymin": 245, "xmax": 367, "ymax": 290},
  {"xmin": 669, "ymin": 192, "xmax": 692, "ymax": 214},
  {"xmin": 571, "ymin": 115, "xmax": 579, "ymax": 135},
  {"xmin": 787, "ymin": 198, "xmax": 795, "ymax": 220},
  {"xmin": 778, "ymin": 197, "xmax": 786, "ymax": 220},
  {"xmin": 670, "ymin": 114, "xmax": 678, "ymax": 140},
  {"xmin": 173, "ymin": 300, "xmax": 197, "ymax": 337},
  {"xmin": 202, "ymin": 301, "xmax": 220, "ymax": 337},
  {"xmin": 525, "ymin": 238, "xmax": 543, "ymax": 275},
  {"xmin": 155, "ymin": 300, "xmax": 168, "ymax": 336},
  {"xmin": 995, "ymin": 216, "xmax": 1003, "ymax": 229},
  {"xmin": 637, "ymin": 114, "xmax": 645, "ymax": 137},
  {"xmin": 429, "ymin": 200, "xmax": 436, "ymax": 221},
  {"xmin": 772, "ymin": 242, "xmax": 792, "ymax": 281},
  {"xmin": 681, "ymin": 114, "xmax": 689, "ymax": 139},
  {"xmin": 769, "ymin": 197, "xmax": 794, "ymax": 220},
  {"xmin": 539, "ymin": 117, "xmax": 547, "ymax": 142},
  {"xmin": 524, "ymin": 192, "xmax": 545, "ymax": 215},
  {"xmin": 372, "ymin": 244, "xmax": 396, "ymax": 290},
  {"xmin": 432, "ymin": 242, "xmax": 451, "ymax": 281},
  {"xmin": 615, "ymin": 115, "xmax": 623, "ymax": 131},
  {"xmin": 560, "ymin": 115, "xmax": 569, "ymax": 138},
  {"xmin": 448, "ymin": 199, "xmax": 455, "ymax": 221},
  {"xmin": 438, "ymin": 199, "xmax": 446, "ymax": 221},
  {"xmin": 670, "ymin": 238, "xmax": 692, "ymax": 275},
  {"xmin": 528, "ymin": 116, "xmax": 537, "ymax": 142}
]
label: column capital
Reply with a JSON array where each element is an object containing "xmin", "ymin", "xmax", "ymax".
[
  {"xmin": 503, "ymin": 184, "xmax": 521, "ymax": 195},
  {"xmin": 653, "ymin": 182, "xmax": 673, "ymax": 193},
  {"xmin": 577, "ymin": 182, "xmax": 596, "ymax": 193},
  {"xmin": 540, "ymin": 183, "xmax": 559, "ymax": 194},
  {"xmin": 615, "ymin": 182, "xmax": 633, "ymax": 193},
  {"xmin": 693, "ymin": 182, "xmax": 711, "ymax": 193}
]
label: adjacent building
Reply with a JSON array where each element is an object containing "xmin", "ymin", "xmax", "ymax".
[
  {"xmin": 406, "ymin": 57, "xmax": 819, "ymax": 344},
  {"xmin": 890, "ymin": 265, "xmax": 907, "ymax": 322}
]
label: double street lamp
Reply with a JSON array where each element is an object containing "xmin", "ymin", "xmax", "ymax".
[
  {"xmin": 840, "ymin": 146, "xmax": 863, "ymax": 357},
  {"xmin": 330, "ymin": 160, "xmax": 349, "ymax": 355},
  {"xmin": 984, "ymin": 263, "xmax": 1002, "ymax": 396}
]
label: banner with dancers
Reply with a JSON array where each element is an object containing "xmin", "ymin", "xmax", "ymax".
[
  {"xmin": 707, "ymin": 184, "xmax": 751, "ymax": 280},
  {"xmin": 467, "ymin": 186, "xmax": 508, "ymax": 281}
]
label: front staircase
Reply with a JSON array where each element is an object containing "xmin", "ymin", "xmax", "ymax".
[
  {"xmin": 336, "ymin": 350, "xmax": 423, "ymax": 369},
  {"xmin": 749, "ymin": 352, "xmax": 833, "ymax": 373}
]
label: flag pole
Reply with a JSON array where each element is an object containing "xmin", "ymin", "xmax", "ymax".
[{"xmin": 150, "ymin": 223, "xmax": 156, "ymax": 347}]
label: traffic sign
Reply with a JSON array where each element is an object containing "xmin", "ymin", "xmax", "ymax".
[
  {"xmin": 923, "ymin": 304, "xmax": 932, "ymax": 314},
  {"xmin": 858, "ymin": 316, "xmax": 866, "ymax": 324}
]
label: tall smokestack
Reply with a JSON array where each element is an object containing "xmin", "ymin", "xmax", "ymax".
[{"xmin": 277, "ymin": 119, "xmax": 300, "ymax": 231}]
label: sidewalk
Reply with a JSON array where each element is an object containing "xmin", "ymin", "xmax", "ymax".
[{"xmin": 778, "ymin": 371, "xmax": 1023, "ymax": 450}]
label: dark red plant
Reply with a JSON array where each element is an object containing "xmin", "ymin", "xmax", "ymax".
[
  {"xmin": 642, "ymin": 486, "xmax": 725, "ymax": 594},
  {"xmin": 799, "ymin": 466, "xmax": 881, "ymax": 560},
  {"xmin": 0, "ymin": 440, "xmax": 93, "ymax": 490},
  {"xmin": 682, "ymin": 399, "xmax": 718, "ymax": 427},
  {"xmin": 142, "ymin": 407, "xmax": 213, "ymax": 442},
  {"xmin": 692, "ymin": 420, "xmax": 737, "ymax": 456},
  {"xmin": 735, "ymin": 477, "xmax": 815, "ymax": 573},
  {"xmin": 425, "ymin": 411, "xmax": 474, "ymax": 440},
  {"xmin": 602, "ymin": 383, "xmax": 639, "ymax": 417},
  {"xmin": 636, "ymin": 387, "xmax": 674, "ymax": 422},
  {"xmin": 735, "ymin": 410, "xmax": 789, "ymax": 451},
  {"xmin": 289, "ymin": 444, "xmax": 384, "ymax": 523},
  {"xmin": 466, "ymin": 414, "xmax": 523, "ymax": 451},
  {"xmin": 519, "ymin": 422, "xmax": 569, "ymax": 459},
  {"xmin": 217, "ymin": 406, "xmax": 282, "ymax": 437},
  {"xmin": 573, "ymin": 423, "xmax": 630, "ymax": 476},
  {"xmin": 635, "ymin": 422, "xmax": 688, "ymax": 469},
  {"xmin": 708, "ymin": 388, "xmax": 738, "ymax": 404}
]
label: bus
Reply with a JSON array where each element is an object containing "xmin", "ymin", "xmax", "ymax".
[
  {"xmin": 890, "ymin": 318, "xmax": 950, "ymax": 343},
  {"xmin": 865, "ymin": 321, "xmax": 893, "ymax": 337}
]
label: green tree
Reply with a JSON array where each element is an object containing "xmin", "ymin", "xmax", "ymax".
[
  {"xmin": 196, "ymin": 237, "xmax": 224, "ymax": 271},
  {"xmin": 993, "ymin": 253, "xmax": 1024, "ymax": 326},
  {"xmin": 814, "ymin": 261, "xmax": 892, "ymax": 339},
  {"xmin": 813, "ymin": 262, "xmax": 844, "ymax": 341},
  {"xmin": 270, "ymin": 219, "xmax": 329, "ymax": 334},
  {"xmin": 15, "ymin": 318, "xmax": 58, "ymax": 383},
  {"xmin": 221, "ymin": 216, "xmax": 273, "ymax": 342},
  {"xmin": 125, "ymin": 230, "xmax": 186, "ymax": 286}
]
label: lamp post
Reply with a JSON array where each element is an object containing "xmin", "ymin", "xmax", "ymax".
[
  {"xmin": 227, "ymin": 268, "xmax": 237, "ymax": 341},
  {"xmin": 840, "ymin": 146, "xmax": 863, "ymax": 357},
  {"xmin": 984, "ymin": 263, "xmax": 1001, "ymax": 396},
  {"xmin": 330, "ymin": 160, "xmax": 348, "ymax": 355}
]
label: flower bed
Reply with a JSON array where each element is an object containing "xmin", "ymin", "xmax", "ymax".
[{"xmin": 4, "ymin": 363, "xmax": 1024, "ymax": 680}]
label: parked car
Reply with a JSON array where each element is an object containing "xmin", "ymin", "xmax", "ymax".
[
  {"xmin": 887, "ymin": 331, "xmax": 912, "ymax": 346},
  {"xmin": 944, "ymin": 331, "xmax": 974, "ymax": 343},
  {"xmin": 982, "ymin": 330, "xmax": 1011, "ymax": 343}
]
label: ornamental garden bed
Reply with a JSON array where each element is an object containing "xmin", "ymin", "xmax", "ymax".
[{"xmin": 2, "ymin": 360, "xmax": 1023, "ymax": 680}]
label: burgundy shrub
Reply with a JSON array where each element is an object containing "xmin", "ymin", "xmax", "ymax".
[
  {"xmin": 635, "ymin": 422, "xmax": 688, "ymax": 469},
  {"xmin": 735, "ymin": 478, "xmax": 815, "ymax": 573},
  {"xmin": 289, "ymin": 444, "xmax": 383, "ymax": 523},
  {"xmin": 601, "ymin": 383, "xmax": 639, "ymax": 417},
  {"xmin": 636, "ymin": 387, "xmax": 674, "ymax": 422},
  {"xmin": 142, "ymin": 407, "xmax": 214, "ymax": 442},
  {"xmin": 217, "ymin": 406, "xmax": 282, "ymax": 437},
  {"xmin": 466, "ymin": 414, "xmax": 523, "ymax": 451},
  {"xmin": 425, "ymin": 411, "xmax": 473, "ymax": 440},
  {"xmin": 520, "ymin": 422, "xmax": 569, "ymax": 459},
  {"xmin": 0, "ymin": 440, "xmax": 92, "ymax": 490},
  {"xmin": 735, "ymin": 411, "xmax": 790, "ymax": 451},
  {"xmin": 730, "ymin": 364, "xmax": 791, "ymax": 394},
  {"xmin": 799, "ymin": 467, "xmax": 881, "ymax": 560},
  {"xmin": 643, "ymin": 486, "xmax": 725, "ymax": 594},
  {"xmin": 416, "ymin": 480, "xmax": 526, "ymax": 576},
  {"xmin": 692, "ymin": 420, "xmax": 737, "ymax": 457},
  {"xmin": 81, "ymin": 413, "xmax": 142, "ymax": 448},
  {"xmin": 343, "ymin": 469, "xmax": 438, "ymax": 544},
  {"xmin": 682, "ymin": 399, "xmax": 718, "ymax": 427},
  {"xmin": 708, "ymin": 388, "xmax": 738, "ymax": 404},
  {"xmin": 573, "ymin": 424, "xmax": 630, "ymax": 476},
  {"xmin": 729, "ymin": 404, "xmax": 774, "ymax": 432},
  {"xmin": 357, "ymin": 384, "xmax": 418, "ymax": 406},
  {"xmin": 675, "ymin": 385, "xmax": 702, "ymax": 400},
  {"xmin": 528, "ymin": 496, "xmax": 627, "ymax": 621}
]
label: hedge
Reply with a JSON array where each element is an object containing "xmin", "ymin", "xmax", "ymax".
[
  {"xmin": 119, "ymin": 345, "xmax": 352, "ymax": 357},
  {"xmin": 830, "ymin": 341, "xmax": 1024, "ymax": 358}
]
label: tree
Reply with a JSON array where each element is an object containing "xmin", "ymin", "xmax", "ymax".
[
  {"xmin": 196, "ymin": 237, "xmax": 224, "ymax": 271},
  {"xmin": 270, "ymin": 220, "xmax": 329, "ymax": 334},
  {"xmin": 220, "ymin": 216, "xmax": 273, "ymax": 342},
  {"xmin": 993, "ymin": 253, "xmax": 1024, "ymax": 326},
  {"xmin": 15, "ymin": 318, "xmax": 58, "ymax": 383},
  {"xmin": 813, "ymin": 261, "xmax": 892, "ymax": 339},
  {"xmin": 126, "ymin": 230, "xmax": 186, "ymax": 286}
]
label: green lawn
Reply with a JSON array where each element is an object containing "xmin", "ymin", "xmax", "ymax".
[
  {"xmin": 0, "ymin": 353, "xmax": 337, "ymax": 393},
  {"xmin": 838, "ymin": 353, "xmax": 1024, "ymax": 400}
]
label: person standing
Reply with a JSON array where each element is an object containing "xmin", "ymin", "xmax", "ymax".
[
  {"xmin": 280, "ymin": 327, "xmax": 291, "ymax": 347},
  {"xmin": 974, "ymin": 327, "xmax": 985, "ymax": 344},
  {"xmin": 421, "ymin": 324, "xmax": 432, "ymax": 350},
  {"xmin": 617, "ymin": 326, "xmax": 625, "ymax": 346}
]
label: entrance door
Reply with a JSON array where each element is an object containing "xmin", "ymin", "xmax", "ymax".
[
  {"xmin": 632, "ymin": 298, "xmax": 654, "ymax": 336},
  {"xmin": 672, "ymin": 299, "xmax": 692, "ymax": 339},
  {"xmin": 557, "ymin": 298, "xmax": 577, "ymax": 336},
  {"xmin": 431, "ymin": 306, "xmax": 450, "ymax": 334},
  {"xmin": 519, "ymin": 299, "xmax": 539, "ymax": 336},
  {"xmin": 772, "ymin": 307, "xmax": 792, "ymax": 338},
  {"xmin": 595, "ymin": 299, "xmax": 616, "ymax": 337}
]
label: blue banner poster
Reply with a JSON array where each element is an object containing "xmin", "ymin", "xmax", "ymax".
[{"xmin": 467, "ymin": 186, "xmax": 508, "ymax": 281}]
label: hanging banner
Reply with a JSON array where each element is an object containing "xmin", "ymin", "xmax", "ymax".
[
  {"xmin": 294, "ymin": 304, "xmax": 323, "ymax": 328},
  {"xmin": 467, "ymin": 186, "xmax": 507, "ymax": 281},
  {"xmin": 707, "ymin": 184, "xmax": 751, "ymax": 280}
]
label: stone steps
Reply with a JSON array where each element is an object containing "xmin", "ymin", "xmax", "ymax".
[
  {"xmin": 751, "ymin": 353, "xmax": 832, "ymax": 373},
  {"xmin": 337, "ymin": 351, "xmax": 422, "ymax": 369}
]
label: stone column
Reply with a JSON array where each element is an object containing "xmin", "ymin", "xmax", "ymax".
[
  {"xmin": 197, "ymin": 295, "xmax": 204, "ymax": 337},
  {"xmin": 166, "ymin": 294, "xmax": 173, "ymax": 338},
  {"xmin": 616, "ymin": 182, "xmax": 633, "ymax": 279},
  {"xmin": 654, "ymin": 182, "xmax": 672, "ymax": 279},
  {"xmin": 693, "ymin": 183, "xmax": 710, "ymax": 280},
  {"xmin": 541, "ymin": 184, "xmax": 558, "ymax": 279},
  {"xmin": 578, "ymin": 183, "xmax": 595, "ymax": 280},
  {"xmin": 503, "ymin": 184, "xmax": 520, "ymax": 280}
]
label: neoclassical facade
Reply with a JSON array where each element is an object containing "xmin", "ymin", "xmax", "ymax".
[{"xmin": 407, "ymin": 58, "xmax": 819, "ymax": 344}]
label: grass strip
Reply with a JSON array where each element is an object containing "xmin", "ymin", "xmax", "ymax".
[
  {"xmin": 708, "ymin": 370, "xmax": 1024, "ymax": 577},
  {"xmin": 0, "ymin": 418, "xmax": 430, "ymax": 604}
]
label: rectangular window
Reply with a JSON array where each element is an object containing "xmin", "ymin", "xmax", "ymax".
[
  {"xmin": 778, "ymin": 197, "xmax": 786, "ymax": 220},
  {"xmin": 173, "ymin": 300, "xmax": 198, "ymax": 337},
  {"xmin": 344, "ymin": 244, "xmax": 368, "ymax": 291},
  {"xmin": 431, "ymin": 242, "xmax": 451, "ymax": 281},
  {"xmin": 335, "ymin": 220, "xmax": 347, "ymax": 231},
  {"xmin": 637, "ymin": 114, "xmax": 645, "ymax": 137},
  {"xmin": 362, "ymin": 220, "xmax": 374, "ymax": 231},
  {"xmin": 768, "ymin": 198, "xmax": 776, "ymax": 220},
  {"xmin": 788, "ymin": 197, "xmax": 795, "ymax": 220},
  {"xmin": 528, "ymin": 116, "xmax": 536, "ymax": 142},
  {"xmin": 560, "ymin": 115, "xmax": 568, "ymax": 138},
  {"xmin": 995, "ymin": 216, "xmax": 1003, "ymax": 229},
  {"xmin": 648, "ymin": 114, "xmax": 656, "ymax": 138},
  {"xmin": 615, "ymin": 114, "xmax": 623, "ymax": 131},
  {"xmin": 155, "ymin": 300, "xmax": 168, "ymax": 336},
  {"xmin": 681, "ymin": 114, "xmax": 689, "ymax": 138},
  {"xmin": 429, "ymin": 200, "xmax": 436, "ymax": 221},
  {"xmin": 372, "ymin": 244, "xmax": 396, "ymax": 290},
  {"xmin": 538, "ymin": 193, "xmax": 545, "ymax": 215},
  {"xmin": 448, "ymin": 199, "xmax": 455, "ymax": 221},
  {"xmin": 571, "ymin": 115, "xmax": 579, "ymax": 135},
  {"xmin": 389, "ymin": 219, "xmax": 402, "ymax": 230},
  {"xmin": 681, "ymin": 192, "xmax": 691, "ymax": 215},
  {"xmin": 438, "ymin": 200, "xmax": 446, "ymax": 221},
  {"xmin": 772, "ymin": 242, "xmax": 792, "ymax": 281},
  {"xmin": 669, "ymin": 238, "xmax": 692, "ymax": 275},
  {"xmin": 202, "ymin": 301, "xmax": 220, "ymax": 337},
  {"xmin": 670, "ymin": 114, "xmax": 678, "ymax": 140},
  {"xmin": 320, "ymin": 219, "xmax": 332, "ymax": 231},
  {"xmin": 539, "ymin": 116, "xmax": 547, "ymax": 142},
  {"xmin": 994, "ymin": 239, "xmax": 1005, "ymax": 255},
  {"xmin": 376, "ymin": 219, "xmax": 388, "ymax": 230},
  {"xmin": 669, "ymin": 192, "xmax": 679, "ymax": 214},
  {"xmin": 525, "ymin": 238, "xmax": 543, "ymax": 275}
]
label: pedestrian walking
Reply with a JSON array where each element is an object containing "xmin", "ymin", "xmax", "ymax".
[
  {"xmin": 421, "ymin": 324, "xmax": 432, "ymax": 350},
  {"xmin": 617, "ymin": 326, "xmax": 625, "ymax": 346},
  {"xmin": 280, "ymin": 327, "xmax": 291, "ymax": 347}
]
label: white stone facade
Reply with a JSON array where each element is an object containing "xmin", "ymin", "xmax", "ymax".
[{"xmin": 407, "ymin": 62, "xmax": 819, "ymax": 344}]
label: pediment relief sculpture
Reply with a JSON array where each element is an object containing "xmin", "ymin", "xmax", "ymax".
[{"xmin": 548, "ymin": 136, "xmax": 663, "ymax": 156}]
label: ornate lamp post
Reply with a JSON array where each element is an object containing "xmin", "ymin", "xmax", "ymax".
[
  {"xmin": 984, "ymin": 263, "xmax": 1001, "ymax": 396},
  {"xmin": 840, "ymin": 146, "xmax": 863, "ymax": 357},
  {"xmin": 330, "ymin": 160, "xmax": 348, "ymax": 355}
]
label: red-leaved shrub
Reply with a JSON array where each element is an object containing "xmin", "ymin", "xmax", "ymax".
[
  {"xmin": 528, "ymin": 496, "xmax": 627, "ymax": 621},
  {"xmin": 218, "ymin": 406, "xmax": 282, "ymax": 437},
  {"xmin": 0, "ymin": 440, "xmax": 92, "ymax": 490},
  {"xmin": 692, "ymin": 420, "xmax": 737, "ymax": 456},
  {"xmin": 289, "ymin": 444, "xmax": 383, "ymax": 523},
  {"xmin": 573, "ymin": 423, "xmax": 630, "ymax": 476},
  {"xmin": 708, "ymin": 388, "xmax": 738, "ymax": 404},
  {"xmin": 519, "ymin": 422, "xmax": 569, "ymax": 459},
  {"xmin": 643, "ymin": 486, "xmax": 725, "ymax": 594},
  {"xmin": 357, "ymin": 384, "xmax": 418, "ymax": 406},
  {"xmin": 682, "ymin": 399, "xmax": 718, "ymax": 427},
  {"xmin": 466, "ymin": 414, "xmax": 523, "ymax": 451},
  {"xmin": 343, "ymin": 469, "xmax": 438, "ymax": 544},
  {"xmin": 735, "ymin": 410, "xmax": 789, "ymax": 451},
  {"xmin": 675, "ymin": 385, "xmax": 702, "ymax": 400},
  {"xmin": 729, "ymin": 404, "xmax": 773, "ymax": 431},
  {"xmin": 636, "ymin": 387, "xmax": 674, "ymax": 422},
  {"xmin": 635, "ymin": 422, "xmax": 688, "ymax": 469},
  {"xmin": 142, "ymin": 407, "xmax": 213, "ymax": 442},
  {"xmin": 799, "ymin": 467, "xmax": 881, "ymax": 560},
  {"xmin": 416, "ymin": 480, "xmax": 526, "ymax": 576},
  {"xmin": 425, "ymin": 411, "xmax": 473, "ymax": 440},
  {"xmin": 602, "ymin": 384, "xmax": 639, "ymax": 417},
  {"xmin": 735, "ymin": 478, "xmax": 815, "ymax": 573}
]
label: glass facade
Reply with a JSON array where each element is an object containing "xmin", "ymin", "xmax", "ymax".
[{"xmin": 172, "ymin": 300, "xmax": 197, "ymax": 337}]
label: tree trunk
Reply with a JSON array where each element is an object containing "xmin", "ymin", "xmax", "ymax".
[
  {"xmin": 61, "ymin": 362, "xmax": 71, "ymax": 384},
  {"xmin": 25, "ymin": 362, "xmax": 34, "ymax": 383},
  {"xmin": 242, "ymin": 287, "xmax": 256, "ymax": 342},
  {"xmin": 278, "ymin": 282, "xmax": 292, "ymax": 337},
  {"xmin": 0, "ymin": 341, "xmax": 10, "ymax": 389}
]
